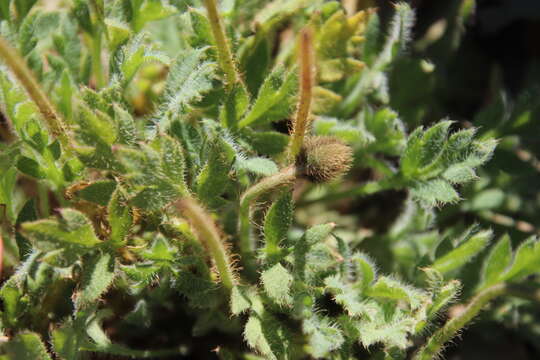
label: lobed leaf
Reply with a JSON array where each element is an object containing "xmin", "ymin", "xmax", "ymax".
[
  {"xmin": 238, "ymin": 66, "xmax": 298, "ymax": 128},
  {"xmin": 75, "ymin": 252, "xmax": 116, "ymax": 308},
  {"xmin": 261, "ymin": 263, "xmax": 293, "ymax": 306},
  {"xmin": 432, "ymin": 230, "xmax": 492, "ymax": 275},
  {"xmin": 5, "ymin": 332, "xmax": 52, "ymax": 360}
]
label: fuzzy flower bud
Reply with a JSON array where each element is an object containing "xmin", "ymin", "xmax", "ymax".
[{"xmin": 296, "ymin": 136, "xmax": 353, "ymax": 183}]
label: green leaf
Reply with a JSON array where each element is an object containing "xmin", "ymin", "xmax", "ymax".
[
  {"xmin": 303, "ymin": 315, "xmax": 345, "ymax": 358},
  {"xmin": 131, "ymin": 0, "xmax": 176, "ymax": 32},
  {"xmin": 77, "ymin": 103, "xmax": 117, "ymax": 146},
  {"xmin": 239, "ymin": 34, "xmax": 272, "ymax": 96},
  {"xmin": 417, "ymin": 120, "xmax": 453, "ymax": 169},
  {"xmin": 480, "ymin": 234, "xmax": 512, "ymax": 288},
  {"xmin": 353, "ymin": 253, "xmax": 376, "ymax": 290},
  {"xmin": 0, "ymin": 166, "xmax": 18, "ymax": 222},
  {"xmin": 502, "ymin": 236, "xmax": 540, "ymax": 282},
  {"xmin": 363, "ymin": 107, "xmax": 406, "ymax": 155},
  {"xmin": 188, "ymin": 8, "xmax": 214, "ymax": 49},
  {"xmin": 253, "ymin": 0, "xmax": 305, "ymax": 34},
  {"xmin": 108, "ymin": 188, "xmax": 133, "ymax": 246},
  {"xmin": 442, "ymin": 165, "xmax": 477, "ymax": 185},
  {"xmin": 244, "ymin": 315, "xmax": 289, "ymax": 360},
  {"xmin": 313, "ymin": 117, "xmax": 365, "ymax": 144},
  {"xmin": 241, "ymin": 129, "xmax": 289, "ymax": 156},
  {"xmin": 105, "ymin": 19, "xmax": 131, "ymax": 53},
  {"xmin": 14, "ymin": 0, "xmax": 38, "ymax": 21},
  {"xmin": 238, "ymin": 66, "xmax": 298, "ymax": 128},
  {"xmin": 294, "ymin": 223, "xmax": 336, "ymax": 282},
  {"xmin": 75, "ymin": 180, "xmax": 117, "ymax": 206},
  {"xmin": 410, "ymin": 179, "xmax": 460, "ymax": 207},
  {"xmin": 220, "ymin": 83, "xmax": 250, "ymax": 128},
  {"xmin": 366, "ymin": 276, "xmax": 427, "ymax": 309},
  {"xmin": 51, "ymin": 321, "xmax": 84, "ymax": 360},
  {"xmin": 237, "ymin": 157, "xmax": 278, "ymax": 176},
  {"xmin": 157, "ymin": 47, "xmax": 215, "ymax": 129},
  {"xmin": 15, "ymin": 199, "xmax": 38, "ymax": 258},
  {"xmin": 19, "ymin": 11, "xmax": 38, "ymax": 56},
  {"xmin": 432, "ymin": 230, "xmax": 492, "ymax": 275},
  {"xmin": 230, "ymin": 285, "xmax": 253, "ymax": 316},
  {"xmin": 158, "ymin": 135, "xmax": 186, "ymax": 188},
  {"xmin": 261, "ymin": 263, "xmax": 293, "ymax": 306},
  {"xmin": 0, "ymin": 0, "xmax": 10, "ymax": 21},
  {"xmin": 316, "ymin": 10, "xmax": 369, "ymax": 82},
  {"xmin": 130, "ymin": 183, "xmax": 179, "ymax": 211},
  {"xmin": 400, "ymin": 127, "xmax": 425, "ymax": 178},
  {"xmin": 5, "ymin": 332, "xmax": 52, "ymax": 360},
  {"xmin": 141, "ymin": 236, "xmax": 175, "ymax": 262},
  {"xmin": 117, "ymin": 34, "xmax": 170, "ymax": 85},
  {"xmin": 116, "ymin": 144, "xmax": 182, "ymax": 211},
  {"xmin": 21, "ymin": 209, "xmax": 101, "ymax": 255},
  {"xmin": 427, "ymin": 279, "xmax": 461, "ymax": 319},
  {"xmin": 325, "ymin": 276, "xmax": 366, "ymax": 317},
  {"xmin": 244, "ymin": 316, "xmax": 274, "ymax": 359},
  {"xmin": 195, "ymin": 141, "xmax": 232, "ymax": 208},
  {"xmin": 52, "ymin": 17, "xmax": 83, "ymax": 81},
  {"xmin": 114, "ymin": 104, "xmax": 138, "ymax": 146},
  {"xmin": 305, "ymin": 223, "xmax": 335, "ymax": 245},
  {"xmin": 0, "ymin": 278, "xmax": 28, "ymax": 328},
  {"xmin": 72, "ymin": 0, "xmax": 93, "ymax": 34},
  {"xmin": 356, "ymin": 314, "xmax": 411, "ymax": 350},
  {"xmin": 467, "ymin": 189, "xmax": 504, "ymax": 211},
  {"xmin": 75, "ymin": 252, "xmax": 116, "ymax": 308},
  {"xmin": 263, "ymin": 192, "xmax": 293, "ymax": 260},
  {"xmin": 400, "ymin": 123, "xmax": 495, "ymax": 189}
]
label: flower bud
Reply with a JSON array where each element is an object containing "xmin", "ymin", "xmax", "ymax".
[{"xmin": 297, "ymin": 136, "xmax": 353, "ymax": 183}]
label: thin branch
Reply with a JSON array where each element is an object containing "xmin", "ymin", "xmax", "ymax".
[
  {"xmin": 299, "ymin": 175, "xmax": 399, "ymax": 207},
  {"xmin": 203, "ymin": 0, "xmax": 241, "ymax": 90},
  {"xmin": 288, "ymin": 27, "xmax": 315, "ymax": 161},
  {"xmin": 0, "ymin": 35, "xmax": 74, "ymax": 154},
  {"xmin": 175, "ymin": 195, "xmax": 237, "ymax": 291},
  {"xmin": 413, "ymin": 284, "xmax": 506, "ymax": 360},
  {"xmin": 238, "ymin": 165, "xmax": 297, "ymax": 276}
]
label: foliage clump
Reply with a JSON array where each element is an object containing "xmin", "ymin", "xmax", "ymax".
[{"xmin": 0, "ymin": 1, "xmax": 538, "ymax": 360}]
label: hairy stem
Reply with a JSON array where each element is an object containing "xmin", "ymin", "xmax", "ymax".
[
  {"xmin": 413, "ymin": 284, "xmax": 506, "ymax": 360},
  {"xmin": 288, "ymin": 27, "xmax": 315, "ymax": 161},
  {"xmin": 0, "ymin": 231, "xmax": 3, "ymax": 279},
  {"xmin": 91, "ymin": 32, "xmax": 105, "ymax": 89},
  {"xmin": 175, "ymin": 195, "xmax": 236, "ymax": 291},
  {"xmin": 299, "ymin": 175, "xmax": 399, "ymax": 207},
  {"xmin": 203, "ymin": 0, "xmax": 240, "ymax": 89},
  {"xmin": 238, "ymin": 166, "xmax": 297, "ymax": 275},
  {"xmin": 0, "ymin": 35, "xmax": 74, "ymax": 154}
]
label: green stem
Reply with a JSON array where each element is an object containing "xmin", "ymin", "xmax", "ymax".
[
  {"xmin": 299, "ymin": 175, "xmax": 399, "ymax": 206},
  {"xmin": 38, "ymin": 182, "xmax": 50, "ymax": 218},
  {"xmin": 91, "ymin": 31, "xmax": 105, "ymax": 89},
  {"xmin": 0, "ymin": 36, "xmax": 74, "ymax": 155},
  {"xmin": 288, "ymin": 27, "xmax": 315, "ymax": 161},
  {"xmin": 238, "ymin": 166, "xmax": 296, "ymax": 275},
  {"xmin": 203, "ymin": 0, "xmax": 240, "ymax": 89},
  {"xmin": 175, "ymin": 195, "xmax": 236, "ymax": 291},
  {"xmin": 413, "ymin": 284, "xmax": 506, "ymax": 360}
]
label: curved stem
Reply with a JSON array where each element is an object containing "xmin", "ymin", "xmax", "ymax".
[
  {"xmin": 288, "ymin": 27, "xmax": 315, "ymax": 161},
  {"xmin": 0, "ymin": 35, "xmax": 74, "ymax": 155},
  {"xmin": 175, "ymin": 196, "xmax": 236, "ymax": 291},
  {"xmin": 91, "ymin": 31, "xmax": 105, "ymax": 89},
  {"xmin": 413, "ymin": 284, "xmax": 506, "ymax": 360},
  {"xmin": 299, "ymin": 175, "xmax": 399, "ymax": 207},
  {"xmin": 0, "ymin": 231, "xmax": 3, "ymax": 279},
  {"xmin": 203, "ymin": 0, "xmax": 240, "ymax": 90},
  {"xmin": 238, "ymin": 166, "xmax": 296, "ymax": 275}
]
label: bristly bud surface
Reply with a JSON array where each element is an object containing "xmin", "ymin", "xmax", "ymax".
[{"xmin": 297, "ymin": 136, "xmax": 353, "ymax": 183}]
